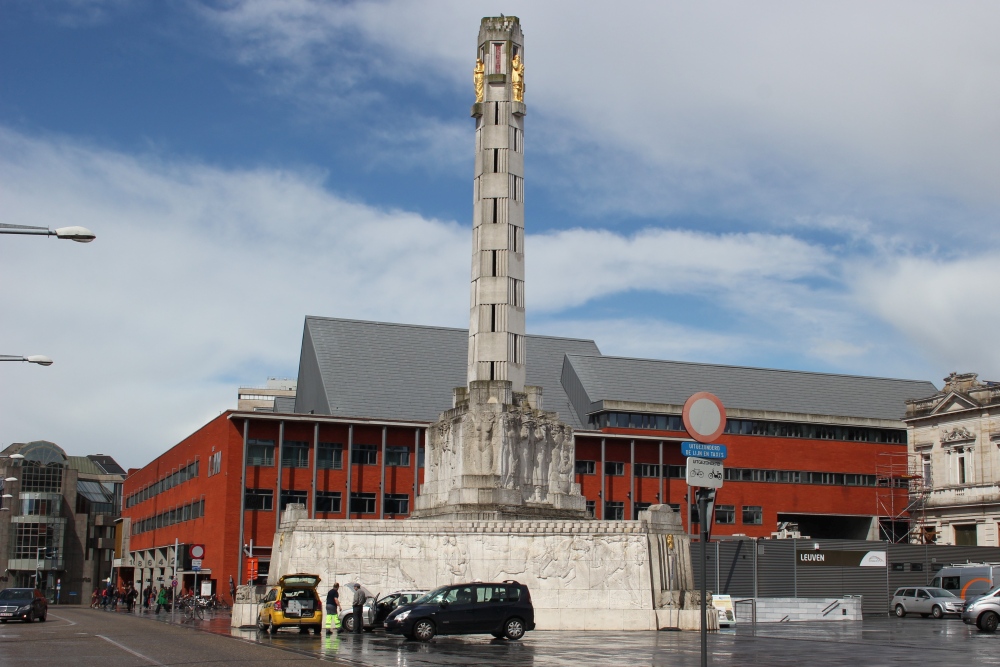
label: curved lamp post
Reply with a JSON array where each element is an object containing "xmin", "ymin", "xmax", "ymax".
[
  {"xmin": 0, "ymin": 355, "xmax": 53, "ymax": 366},
  {"xmin": 0, "ymin": 223, "xmax": 95, "ymax": 243}
]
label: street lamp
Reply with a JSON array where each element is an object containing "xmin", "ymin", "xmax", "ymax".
[
  {"xmin": 0, "ymin": 355, "xmax": 54, "ymax": 366},
  {"xmin": 0, "ymin": 223, "xmax": 95, "ymax": 243}
]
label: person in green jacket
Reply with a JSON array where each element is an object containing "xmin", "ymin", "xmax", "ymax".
[{"xmin": 155, "ymin": 586, "xmax": 168, "ymax": 614}]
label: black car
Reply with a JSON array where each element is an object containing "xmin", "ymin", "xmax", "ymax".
[
  {"xmin": 0, "ymin": 588, "xmax": 48, "ymax": 623},
  {"xmin": 384, "ymin": 581, "xmax": 533, "ymax": 642}
]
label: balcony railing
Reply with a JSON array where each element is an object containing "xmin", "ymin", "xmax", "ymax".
[{"xmin": 923, "ymin": 483, "xmax": 1000, "ymax": 507}]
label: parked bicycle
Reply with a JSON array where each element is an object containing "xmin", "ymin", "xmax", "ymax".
[{"xmin": 176, "ymin": 594, "xmax": 205, "ymax": 621}]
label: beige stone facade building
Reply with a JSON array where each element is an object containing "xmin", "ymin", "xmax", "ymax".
[{"xmin": 904, "ymin": 373, "xmax": 1000, "ymax": 546}]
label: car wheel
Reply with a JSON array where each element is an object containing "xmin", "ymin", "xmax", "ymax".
[
  {"xmin": 313, "ymin": 626, "xmax": 322, "ymax": 635},
  {"xmin": 503, "ymin": 617, "xmax": 525, "ymax": 641},
  {"xmin": 39, "ymin": 611, "xmax": 47, "ymax": 622},
  {"xmin": 413, "ymin": 619, "xmax": 436, "ymax": 642},
  {"xmin": 268, "ymin": 619, "xmax": 278, "ymax": 634},
  {"xmin": 257, "ymin": 616, "xmax": 267, "ymax": 632},
  {"xmin": 931, "ymin": 605, "xmax": 944, "ymax": 619},
  {"xmin": 894, "ymin": 605, "xmax": 906, "ymax": 618},
  {"xmin": 25, "ymin": 610, "xmax": 34, "ymax": 623},
  {"xmin": 343, "ymin": 614, "xmax": 355, "ymax": 633},
  {"xmin": 979, "ymin": 611, "xmax": 999, "ymax": 633}
]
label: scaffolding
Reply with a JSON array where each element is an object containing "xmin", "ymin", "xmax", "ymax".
[{"xmin": 875, "ymin": 451, "xmax": 930, "ymax": 543}]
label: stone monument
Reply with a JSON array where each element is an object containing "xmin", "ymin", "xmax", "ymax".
[
  {"xmin": 412, "ymin": 16, "xmax": 586, "ymax": 521},
  {"xmin": 257, "ymin": 16, "xmax": 709, "ymax": 632}
]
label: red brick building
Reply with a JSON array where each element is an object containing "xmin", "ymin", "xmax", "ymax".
[{"xmin": 120, "ymin": 317, "xmax": 937, "ymax": 599}]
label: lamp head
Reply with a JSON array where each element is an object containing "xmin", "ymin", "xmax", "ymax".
[{"xmin": 54, "ymin": 226, "xmax": 96, "ymax": 243}]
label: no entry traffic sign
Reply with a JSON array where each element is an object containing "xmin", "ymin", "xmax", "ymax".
[{"xmin": 682, "ymin": 392, "xmax": 727, "ymax": 443}]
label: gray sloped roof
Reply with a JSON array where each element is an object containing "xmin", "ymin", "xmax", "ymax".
[
  {"xmin": 294, "ymin": 317, "xmax": 600, "ymax": 428},
  {"xmin": 563, "ymin": 354, "xmax": 938, "ymax": 422}
]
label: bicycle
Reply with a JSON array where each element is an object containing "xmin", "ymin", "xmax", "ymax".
[{"xmin": 178, "ymin": 596, "xmax": 205, "ymax": 621}]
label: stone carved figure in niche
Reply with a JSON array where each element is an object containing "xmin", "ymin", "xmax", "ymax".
[
  {"xmin": 534, "ymin": 423, "xmax": 550, "ymax": 488},
  {"xmin": 511, "ymin": 54, "xmax": 524, "ymax": 102},
  {"xmin": 474, "ymin": 58, "xmax": 485, "ymax": 103},
  {"xmin": 475, "ymin": 409, "xmax": 497, "ymax": 475},
  {"xmin": 439, "ymin": 536, "xmax": 469, "ymax": 581},
  {"xmin": 548, "ymin": 425, "xmax": 574, "ymax": 495},
  {"xmin": 501, "ymin": 414, "xmax": 519, "ymax": 488}
]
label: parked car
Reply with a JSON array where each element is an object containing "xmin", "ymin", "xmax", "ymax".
[
  {"xmin": 891, "ymin": 586, "xmax": 965, "ymax": 618},
  {"xmin": 340, "ymin": 588, "xmax": 427, "ymax": 632},
  {"xmin": 384, "ymin": 580, "xmax": 533, "ymax": 642},
  {"xmin": 0, "ymin": 588, "xmax": 48, "ymax": 623},
  {"xmin": 962, "ymin": 585, "xmax": 1000, "ymax": 632},
  {"xmin": 257, "ymin": 573, "xmax": 323, "ymax": 634}
]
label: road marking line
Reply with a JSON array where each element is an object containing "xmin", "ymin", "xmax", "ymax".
[
  {"xmin": 47, "ymin": 613, "xmax": 77, "ymax": 626},
  {"xmin": 96, "ymin": 635, "xmax": 165, "ymax": 666}
]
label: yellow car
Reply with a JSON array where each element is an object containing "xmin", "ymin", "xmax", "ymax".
[{"xmin": 257, "ymin": 573, "xmax": 323, "ymax": 634}]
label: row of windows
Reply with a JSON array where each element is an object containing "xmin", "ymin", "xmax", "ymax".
[
  {"xmin": 576, "ymin": 460, "xmax": 878, "ymax": 487},
  {"xmin": 589, "ymin": 412, "xmax": 906, "ymax": 444},
  {"xmin": 246, "ymin": 440, "xmax": 411, "ymax": 468},
  {"xmin": 20, "ymin": 464, "xmax": 64, "ymax": 493},
  {"xmin": 130, "ymin": 499, "xmax": 205, "ymax": 535},
  {"xmin": 243, "ymin": 489, "xmax": 411, "ymax": 515},
  {"xmin": 589, "ymin": 502, "xmax": 764, "ymax": 524},
  {"xmin": 125, "ymin": 461, "xmax": 199, "ymax": 509}
]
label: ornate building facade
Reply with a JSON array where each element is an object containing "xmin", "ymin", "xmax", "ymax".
[{"xmin": 905, "ymin": 373, "xmax": 1000, "ymax": 546}]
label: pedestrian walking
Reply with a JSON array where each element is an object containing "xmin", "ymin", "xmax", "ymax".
[
  {"xmin": 125, "ymin": 585, "xmax": 138, "ymax": 613},
  {"xmin": 325, "ymin": 582, "xmax": 342, "ymax": 634},
  {"xmin": 351, "ymin": 583, "xmax": 365, "ymax": 635},
  {"xmin": 143, "ymin": 585, "xmax": 152, "ymax": 610},
  {"xmin": 155, "ymin": 586, "xmax": 168, "ymax": 614}
]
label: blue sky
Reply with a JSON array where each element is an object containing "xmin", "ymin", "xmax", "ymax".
[{"xmin": 2, "ymin": 1, "xmax": 998, "ymax": 468}]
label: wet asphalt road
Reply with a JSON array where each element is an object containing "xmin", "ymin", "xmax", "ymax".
[{"xmin": 3, "ymin": 605, "xmax": 998, "ymax": 666}]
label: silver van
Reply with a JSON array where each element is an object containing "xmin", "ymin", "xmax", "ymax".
[
  {"xmin": 891, "ymin": 586, "xmax": 965, "ymax": 618},
  {"xmin": 961, "ymin": 585, "xmax": 1000, "ymax": 632},
  {"xmin": 931, "ymin": 562, "xmax": 1000, "ymax": 602}
]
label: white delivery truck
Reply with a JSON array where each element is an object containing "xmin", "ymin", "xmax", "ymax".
[{"xmin": 931, "ymin": 563, "xmax": 1000, "ymax": 602}]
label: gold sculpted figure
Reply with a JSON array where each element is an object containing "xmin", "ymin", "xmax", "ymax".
[
  {"xmin": 474, "ymin": 58, "xmax": 485, "ymax": 102},
  {"xmin": 511, "ymin": 54, "xmax": 524, "ymax": 102}
]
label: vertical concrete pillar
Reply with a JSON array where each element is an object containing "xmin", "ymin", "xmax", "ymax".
[
  {"xmin": 600, "ymin": 438, "xmax": 606, "ymax": 520},
  {"xmin": 412, "ymin": 429, "xmax": 420, "ymax": 501},
  {"xmin": 276, "ymin": 421, "xmax": 284, "ymax": 518},
  {"xmin": 237, "ymin": 418, "xmax": 248, "ymax": 585},
  {"xmin": 311, "ymin": 422, "xmax": 319, "ymax": 519},
  {"xmin": 346, "ymin": 425, "xmax": 353, "ymax": 518},
  {"xmin": 629, "ymin": 439, "xmax": 635, "ymax": 520},
  {"xmin": 379, "ymin": 427, "xmax": 387, "ymax": 519},
  {"xmin": 658, "ymin": 440, "xmax": 664, "ymax": 505}
]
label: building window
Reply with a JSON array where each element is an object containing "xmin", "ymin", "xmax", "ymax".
[
  {"xmin": 247, "ymin": 439, "xmax": 275, "ymax": 467},
  {"xmin": 921, "ymin": 454, "xmax": 932, "ymax": 488},
  {"xmin": 742, "ymin": 506, "xmax": 763, "ymax": 525},
  {"xmin": 667, "ymin": 503, "xmax": 681, "ymax": 513},
  {"xmin": 281, "ymin": 441, "xmax": 310, "ymax": 468},
  {"xmin": 634, "ymin": 502, "xmax": 652, "ymax": 515},
  {"xmin": 21, "ymin": 464, "xmax": 64, "ymax": 493},
  {"xmin": 953, "ymin": 524, "xmax": 978, "ymax": 546},
  {"xmin": 208, "ymin": 451, "xmax": 222, "ymax": 476},
  {"xmin": 350, "ymin": 492, "xmax": 377, "ymax": 514},
  {"xmin": 604, "ymin": 501, "xmax": 625, "ymax": 521},
  {"xmin": 635, "ymin": 464, "xmax": 660, "ymax": 478},
  {"xmin": 317, "ymin": 443, "xmax": 343, "ymax": 470},
  {"xmin": 351, "ymin": 444, "xmax": 378, "ymax": 466},
  {"xmin": 575, "ymin": 460, "xmax": 596, "ymax": 475},
  {"xmin": 956, "ymin": 454, "xmax": 968, "ymax": 485},
  {"xmin": 315, "ymin": 491, "xmax": 342, "ymax": 514},
  {"xmin": 245, "ymin": 488, "xmax": 273, "ymax": 511},
  {"xmin": 383, "ymin": 494, "xmax": 410, "ymax": 515},
  {"xmin": 585, "ymin": 500, "xmax": 596, "ymax": 517},
  {"xmin": 280, "ymin": 490, "xmax": 308, "ymax": 511},
  {"xmin": 604, "ymin": 461, "xmax": 625, "ymax": 476},
  {"xmin": 385, "ymin": 446, "xmax": 410, "ymax": 467},
  {"xmin": 715, "ymin": 505, "xmax": 736, "ymax": 524}
]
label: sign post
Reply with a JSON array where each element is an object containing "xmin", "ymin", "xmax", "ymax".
[
  {"xmin": 681, "ymin": 392, "xmax": 727, "ymax": 667},
  {"xmin": 190, "ymin": 544, "xmax": 205, "ymax": 605}
]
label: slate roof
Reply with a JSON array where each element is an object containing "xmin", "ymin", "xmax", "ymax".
[
  {"xmin": 293, "ymin": 317, "xmax": 601, "ymax": 428},
  {"xmin": 563, "ymin": 355, "xmax": 938, "ymax": 423}
]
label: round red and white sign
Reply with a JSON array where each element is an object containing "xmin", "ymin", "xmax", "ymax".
[
  {"xmin": 190, "ymin": 544, "xmax": 205, "ymax": 559},
  {"xmin": 682, "ymin": 392, "xmax": 727, "ymax": 443}
]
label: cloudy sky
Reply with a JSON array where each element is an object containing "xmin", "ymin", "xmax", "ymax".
[{"xmin": 2, "ymin": 1, "xmax": 998, "ymax": 469}]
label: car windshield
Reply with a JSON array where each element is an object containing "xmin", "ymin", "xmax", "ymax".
[
  {"xmin": 0, "ymin": 589, "xmax": 33, "ymax": 601},
  {"xmin": 411, "ymin": 587, "xmax": 449, "ymax": 605},
  {"xmin": 925, "ymin": 588, "xmax": 957, "ymax": 598}
]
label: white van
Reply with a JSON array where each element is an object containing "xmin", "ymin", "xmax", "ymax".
[{"xmin": 931, "ymin": 563, "xmax": 1000, "ymax": 602}]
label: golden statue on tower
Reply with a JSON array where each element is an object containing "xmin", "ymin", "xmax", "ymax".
[
  {"xmin": 511, "ymin": 54, "xmax": 524, "ymax": 102},
  {"xmin": 474, "ymin": 58, "xmax": 485, "ymax": 102}
]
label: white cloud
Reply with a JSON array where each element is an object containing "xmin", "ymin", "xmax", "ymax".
[
  {"xmin": 852, "ymin": 255, "xmax": 1000, "ymax": 378},
  {"xmin": 194, "ymin": 1, "xmax": 1000, "ymax": 241}
]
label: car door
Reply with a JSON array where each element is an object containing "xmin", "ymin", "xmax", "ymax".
[
  {"xmin": 914, "ymin": 589, "xmax": 932, "ymax": 614},
  {"xmin": 473, "ymin": 585, "xmax": 507, "ymax": 633},
  {"xmin": 261, "ymin": 588, "xmax": 277, "ymax": 623},
  {"xmin": 432, "ymin": 586, "xmax": 479, "ymax": 634}
]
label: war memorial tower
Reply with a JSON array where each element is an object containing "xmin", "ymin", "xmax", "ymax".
[
  {"xmin": 261, "ymin": 17, "xmax": 701, "ymax": 632},
  {"xmin": 412, "ymin": 16, "xmax": 587, "ymax": 520}
]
